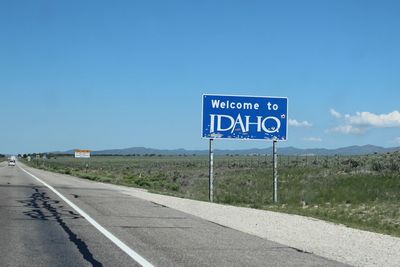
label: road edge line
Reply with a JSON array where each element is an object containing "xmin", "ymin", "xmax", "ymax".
[{"xmin": 19, "ymin": 166, "xmax": 154, "ymax": 267}]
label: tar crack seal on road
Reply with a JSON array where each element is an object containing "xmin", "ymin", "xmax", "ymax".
[{"xmin": 19, "ymin": 187, "xmax": 103, "ymax": 267}]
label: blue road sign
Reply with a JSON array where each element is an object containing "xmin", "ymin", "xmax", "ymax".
[{"xmin": 202, "ymin": 94, "xmax": 288, "ymax": 140}]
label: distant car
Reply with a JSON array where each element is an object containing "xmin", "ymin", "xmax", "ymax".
[{"xmin": 8, "ymin": 160, "xmax": 16, "ymax": 166}]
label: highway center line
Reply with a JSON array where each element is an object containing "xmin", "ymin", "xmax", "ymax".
[{"xmin": 20, "ymin": 166, "xmax": 154, "ymax": 267}]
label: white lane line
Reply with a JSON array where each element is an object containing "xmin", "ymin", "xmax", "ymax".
[{"xmin": 19, "ymin": 166, "xmax": 154, "ymax": 267}]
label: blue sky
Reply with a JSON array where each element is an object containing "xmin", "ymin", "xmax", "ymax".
[{"xmin": 1, "ymin": 0, "xmax": 400, "ymax": 154}]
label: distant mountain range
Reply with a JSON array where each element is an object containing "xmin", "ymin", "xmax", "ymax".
[{"xmin": 59, "ymin": 145, "xmax": 400, "ymax": 156}]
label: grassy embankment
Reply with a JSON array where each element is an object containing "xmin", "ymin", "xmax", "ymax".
[{"xmin": 24, "ymin": 153, "xmax": 400, "ymax": 237}]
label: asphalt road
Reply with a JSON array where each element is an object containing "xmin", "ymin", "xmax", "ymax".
[{"xmin": 0, "ymin": 162, "xmax": 349, "ymax": 267}]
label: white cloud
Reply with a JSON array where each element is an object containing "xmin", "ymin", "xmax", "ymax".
[
  {"xmin": 328, "ymin": 109, "xmax": 400, "ymax": 135},
  {"xmin": 328, "ymin": 125, "xmax": 364, "ymax": 135},
  {"xmin": 395, "ymin": 137, "xmax": 400, "ymax": 145},
  {"xmin": 345, "ymin": 111, "xmax": 400, "ymax": 128},
  {"xmin": 330, "ymin": 108, "xmax": 342, "ymax": 119},
  {"xmin": 303, "ymin": 137, "xmax": 322, "ymax": 142},
  {"xmin": 289, "ymin": 119, "xmax": 312, "ymax": 127}
]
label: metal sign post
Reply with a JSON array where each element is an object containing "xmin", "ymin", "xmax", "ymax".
[
  {"xmin": 209, "ymin": 138, "xmax": 214, "ymax": 202},
  {"xmin": 272, "ymin": 140, "xmax": 278, "ymax": 203},
  {"xmin": 202, "ymin": 94, "xmax": 288, "ymax": 205}
]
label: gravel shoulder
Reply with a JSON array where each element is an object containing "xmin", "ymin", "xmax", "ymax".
[
  {"xmin": 118, "ymin": 187, "xmax": 400, "ymax": 267},
  {"xmin": 22, "ymin": 164, "xmax": 400, "ymax": 267}
]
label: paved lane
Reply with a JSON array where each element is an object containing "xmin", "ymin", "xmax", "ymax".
[
  {"xmin": 0, "ymin": 162, "xmax": 349, "ymax": 266},
  {"xmin": 0, "ymin": 163, "xmax": 136, "ymax": 267}
]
